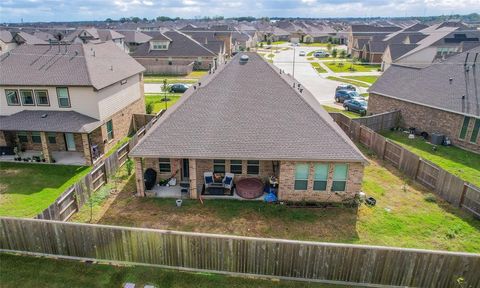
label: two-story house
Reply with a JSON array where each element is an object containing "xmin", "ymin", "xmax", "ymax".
[{"xmin": 0, "ymin": 41, "xmax": 146, "ymax": 165}]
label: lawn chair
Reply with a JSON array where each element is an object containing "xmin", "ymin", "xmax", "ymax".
[
  {"xmin": 204, "ymin": 172, "xmax": 214, "ymax": 189},
  {"xmin": 223, "ymin": 173, "xmax": 234, "ymax": 190}
]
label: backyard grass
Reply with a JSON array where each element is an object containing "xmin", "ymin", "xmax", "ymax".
[
  {"xmin": 324, "ymin": 61, "xmax": 380, "ymax": 73},
  {"xmin": 322, "ymin": 105, "xmax": 361, "ymax": 118},
  {"xmin": 326, "ymin": 76, "xmax": 370, "ymax": 88},
  {"xmin": 80, "ymin": 152, "xmax": 480, "ymax": 252},
  {"xmin": 0, "ymin": 162, "xmax": 91, "ymax": 217},
  {"xmin": 382, "ymin": 131, "xmax": 480, "ymax": 187},
  {"xmin": 145, "ymin": 93, "xmax": 182, "ymax": 113},
  {"xmin": 144, "ymin": 70, "xmax": 208, "ymax": 83},
  {"xmin": 259, "ymin": 41, "xmax": 287, "ymax": 45},
  {"xmin": 0, "ymin": 253, "xmax": 342, "ymax": 288},
  {"xmin": 310, "ymin": 62, "xmax": 327, "ymax": 73},
  {"xmin": 342, "ymin": 76, "xmax": 379, "ymax": 84}
]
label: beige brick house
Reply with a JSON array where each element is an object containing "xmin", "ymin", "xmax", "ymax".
[
  {"xmin": 129, "ymin": 53, "xmax": 366, "ymax": 203},
  {"xmin": 0, "ymin": 41, "xmax": 146, "ymax": 165},
  {"xmin": 368, "ymin": 46, "xmax": 480, "ymax": 153}
]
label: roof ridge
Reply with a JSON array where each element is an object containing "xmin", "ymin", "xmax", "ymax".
[
  {"xmin": 173, "ymin": 29, "xmax": 217, "ymax": 56},
  {"xmin": 81, "ymin": 43, "xmax": 95, "ymax": 88}
]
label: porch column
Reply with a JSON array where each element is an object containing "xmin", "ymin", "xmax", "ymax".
[
  {"xmin": 134, "ymin": 157, "xmax": 145, "ymax": 197},
  {"xmin": 189, "ymin": 159, "xmax": 198, "ymax": 199},
  {"xmin": 81, "ymin": 134, "xmax": 92, "ymax": 166},
  {"xmin": 39, "ymin": 132, "xmax": 51, "ymax": 163}
]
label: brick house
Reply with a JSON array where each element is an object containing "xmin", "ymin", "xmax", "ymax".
[
  {"xmin": 129, "ymin": 52, "xmax": 367, "ymax": 203},
  {"xmin": 368, "ymin": 47, "xmax": 480, "ymax": 153},
  {"xmin": 0, "ymin": 41, "xmax": 146, "ymax": 165}
]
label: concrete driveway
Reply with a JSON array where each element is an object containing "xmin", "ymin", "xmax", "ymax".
[{"xmin": 272, "ymin": 46, "xmax": 372, "ymax": 107}]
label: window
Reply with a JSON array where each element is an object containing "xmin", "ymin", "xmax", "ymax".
[
  {"xmin": 48, "ymin": 132, "xmax": 57, "ymax": 144},
  {"xmin": 159, "ymin": 158, "xmax": 171, "ymax": 173},
  {"xmin": 120, "ymin": 79, "xmax": 127, "ymax": 85},
  {"xmin": 17, "ymin": 132, "xmax": 28, "ymax": 143},
  {"xmin": 20, "ymin": 90, "xmax": 35, "ymax": 105},
  {"xmin": 5, "ymin": 90, "xmax": 20, "ymax": 106},
  {"xmin": 470, "ymin": 118, "xmax": 480, "ymax": 143},
  {"xmin": 56, "ymin": 87, "xmax": 71, "ymax": 108},
  {"xmin": 294, "ymin": 163, "xmax": 309, "ymax": 190},
  {"xmin": 313, "ymin": 164, "xmax": 328, "ymax": 191},
  {"xmin": 247, "ymin": 160, "xmax": 260, "ymax": 174},
  {"xmin": 35, "ymin": 90, "xmax": 50, "ymax": 106},
  {"xmin": 230, "ymin": 160, "xmax": 242, "ymax": 174},
  {"xmin": 459, "ymin": 116, "xmax": 471, "ymax": 140},
  {"xmin": 151, "ymin": 41, "xmax": 168, "ymax": 50},
  {"xmin": 332, "ymin": 164, "xmax": 348, "ymax": 192},
  {"xmin": 213, "ymin": 159, "xmax": 226, "ymax": 173},
  {"xmin": 106, "ymin": 120, "xmax": 114, "ymax": 141},
  {"xmin": 31, "ymin": 132, "xmax": 41, "ymax": 143}
]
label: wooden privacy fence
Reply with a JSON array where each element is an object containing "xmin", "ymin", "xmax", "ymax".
[
  {"xmin": 330, "ymin": 112, "xmax": 480, "ymax": 218},
  {"xmin": 35, "ymin": 111, "xmax": 164, "ymax": 221},
  {"xmin": 1, "ymin": 218, "xmax": 479, "ymax": 288}
]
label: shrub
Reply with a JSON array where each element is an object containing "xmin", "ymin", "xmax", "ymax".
[
  {"xmin": 126, "ymin": 158, "xmax": 134, "ymax": 176},
  {"xmin": 424, "ymin": 193, "xmax": 437, "ymax": 203},
  {"xmin": 145, "ymin": 102, "xmax": 154, "ymax": 114}
]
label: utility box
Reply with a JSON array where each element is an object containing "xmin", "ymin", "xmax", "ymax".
[{"xmin": 431, "ymin": 133, "xmax": 444, "ymax": 145}]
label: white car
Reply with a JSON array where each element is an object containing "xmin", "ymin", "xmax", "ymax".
[{"xmin": 299, "ymin": 51, "xmax": 306, "ymax": 56}]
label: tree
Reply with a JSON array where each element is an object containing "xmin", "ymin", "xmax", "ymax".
[
  {"xmin": 145, "ymin": 101, "xmax": 154, "ymax": 114},
  {"xmin": 327, "ymin": 43, "xmax": 332, "ymax": 52},
  {"xmin": 339, "ymin": 50, "xmax": 346, "ymax": 58},
  {"xmin": 105, "ymin": 18, "xmax": 113, "ymax": 23},
  {"xmin": 119, "ymin": 17, "xmax": 128, "ymax": 23},
  {"xmin": 331, "ymin": 48, "xmax": 338, "ymax": 58},
  {"xmin": 156, "ymin": 16, "xmax": 172, "ymax": 22},
  {"xmin": 131, "ymin": 17, "xmax": 141, "ymax": 23},
  {"xmin": 125, "ymin": 158, "xmax": 134, "ymax": 176},
  {"xmin": 162, "ymin": 79, "xmax": 169, "ymax": 111}
]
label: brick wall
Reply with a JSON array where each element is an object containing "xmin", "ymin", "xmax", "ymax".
[
  {"xmin": 368, "ymin": 93, "xmax": 479, "ymax": 152},
  {"xmin": 144, "ymin": 158, "xmax": 182, "ymax": 185},
  {"xmin": 278, "ymin": 161, "xmax": 364, "ymax": 203}
]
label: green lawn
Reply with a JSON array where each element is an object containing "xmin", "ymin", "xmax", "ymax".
[
  {"xmin": 382, "ymin": 131, "xmax": 480, "ymax": 187},
  {"xmin": 0, "ymin": 162, "xmax": 91, "ymax": 217},
  {"xmin": 326, "ymin": 76, "xmax": 370, "ymax": 88},
  {"xmin": 310, "ymin": 62, "xmax": 327, "ymax": 73},
  {"xmin": 301, "ymin": 42, "xmax": 336, "ymax": 47},
  {"xmin": 0, "ymin": 253, "xmax": 342, "ymax": 288},
  {"xmin": 322, "ymin": 105, "xmax": 361, "ymax": 118},
  {"xmin": 259, "ymin": 41, "xmax": 287, "ymax": 45},
  {"xmin": 342, "ymin": 76, "xmax": 379, "ymax": 84},
  {"xmin": 144, "ymin": 71, "xmax": 208, "ymax": 84},
  {"xmin": 324, "ymin": 61, "xmax": 380, "ymax": 73},
  {"xmin": 146, "ymin": 93, "xmax": 182, "ymax": 113}
]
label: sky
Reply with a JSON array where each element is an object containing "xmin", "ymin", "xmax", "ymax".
[{"xmin": 0, "ymin": 0, "xmax": 479, "ymax": 23}]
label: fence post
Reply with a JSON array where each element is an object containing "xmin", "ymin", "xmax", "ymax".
[{"xmin": 459, "ymin": 184, "xmax": 468, "ymax": 208}]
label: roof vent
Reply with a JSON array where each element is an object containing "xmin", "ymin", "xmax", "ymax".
[
  {"xmin": 239, "ymin": 54, "xmax": 249, "ymax": 64},
  {"xmin": 41, "ymin": 114, "xmax": 48, "ymax": 118}
]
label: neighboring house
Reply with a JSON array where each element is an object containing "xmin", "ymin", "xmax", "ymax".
[
  {"xmin": 129, "ymin": 53, "xmax": 366, "ymax": 202},
  {"xmin": 385, "ymin": 29, "xmax": 480, "ymax": 69},
  {"xmin": 64, "ymin": 28, "xmax": 128, "ymax": 52},
  {"xmin": 180, "ymin": 24, "xmax": 233, "ymax": 56},
  {"xmin": 0, "ymin": 30, "xmax": 17, "ymax": 54},
  {"xmin": 0, "ymin": 42, "xmax": 146, "ymax": 165},
  {"xmin": 120, "ymin": 30, "xmax": 152, "ymax": 53},
  {"xmin": 232, "ymin": 30, "xmax": 255, "ymax": 52},
  {"xmin": 131, "ymin": 30, "xmax": 222, "ymax": 75},
  {"xmin": 368, "ymin": 47, "xmax": 480, "ymax": 152},
  {"xmin": 347, "ymin": 25, "xmax": 401, "ymax": 55}
]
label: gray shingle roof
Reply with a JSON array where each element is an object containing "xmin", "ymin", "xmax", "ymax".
[
  {"xmin": 0, "ymin": 110, "xmax": 102, "ymax": 133},
  {"xmin": 369, "ymin": 46, "xmax": 480, "ymax": 117},
  {"xmin": 130, "ymin": 53, "xmax": 366, "ymax": 162},
  {"xmin": 131, "ymin": 31, "xmax": 216, "ymax": 58},
  {"xmin": 119, "ymin": 30, "xmax": 152, "ymax": 44},
  {"xmin": 387, "ymin": 44, "xmax": 418, "ymax": 61},
  {"xmin": 0, "ymin": 41, "xmax": 145, "ymax": 90}
]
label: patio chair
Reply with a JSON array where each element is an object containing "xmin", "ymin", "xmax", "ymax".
[
  {"xmin": 223, "ymin": 173, "xmax": 234, "ymax": 190},
  {"xmin": 204, "ymin": 172, "xmax": 214, "ymax": 189}
]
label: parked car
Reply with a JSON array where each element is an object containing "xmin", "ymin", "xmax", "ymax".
[
  {"xmin": 170, "ymin": 83, "xmax": 190, "ymax": 93},
  {"xmin": 335, "ymin": 84, "xmax": 356, "ymax": 92},
  {"xmin": 335, "ymin": 90, "xmax": 361, "ymax": 103},
  {"xmin": 314, "ymin": 51, "xmax": 329, "ymax": 58},
  {"xmin": 344, "ymin": 99, "xmax": 368, "ymax": 116},
  {"xmin": 299, "ymin": 51, "xmax": 306, "ymax": 56}
]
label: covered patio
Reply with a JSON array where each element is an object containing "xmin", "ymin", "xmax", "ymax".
[{"xmin": 0, "ymin": 110, "xmax": 104, "ymax": 166}]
